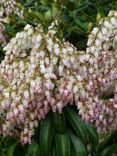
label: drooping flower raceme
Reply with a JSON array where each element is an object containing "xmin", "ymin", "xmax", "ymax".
[
  {"xmin": 0, "ymin": 11, "xmax": 117, "ymax": 144},
  {"xmin": 0, "ymin": 21, "xmax": 82, "ymax": 144},
  {"xmin": 78, "ymin": 10, "xmax": 117, "ymax": 133}
]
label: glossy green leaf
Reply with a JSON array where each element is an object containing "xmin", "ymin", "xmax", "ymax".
[
  {"xmin": 69, "ymin": 131, "xmax": 87, "ymax": 156},
  {"xmin": 55, "ymin": 132, "xmax": 70, "ymax": 156},
  {"xmin": 39, "ymin": 114, "xmax": 54, "ymax": 156},
  {"xmin": 27, "ymin": 140, "xmax": 39, "ymax": 156},
  {"xmin": 100, "ymin": 143, "xmax": 117, "ymax": 156},
  {"xmin": 53, "ymin": 112, "xmax": 66, "ymax": 134},
  {"xmin": 65, "ymin": 106, "xmax": 86, "ymax": 143},
  {"xmin": 7, "ymin": 141, "xmax": 18, "ymax": 156},
  {"xmin": 86, "ymin": 123, "xmax": 98, "ymax": 150}
]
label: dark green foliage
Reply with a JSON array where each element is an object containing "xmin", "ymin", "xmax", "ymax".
[
  {"xmin": 69, "ymin": 130, "xmax": 87, "ymax": 156},
  {"xmin": 55, "ymin": 132, "xmax": 70, "ymax": 156},
  {"xmin": 26, "ymin": 140, "xmax": 40, "ymax": 156},
  {"xmin": 53, "ymin": 112, "xmax": 66, "ymax": 134},
  {"xmin": 65, "ymin": 106, "xmax": 86, "ymax": 143},
  {"xmin": 39, "ymin": 114, "xmax": 55, "ymax": 156},
  {"xmin": 1, "ymin": 107, "xmax": 117, "ymax": 156}
]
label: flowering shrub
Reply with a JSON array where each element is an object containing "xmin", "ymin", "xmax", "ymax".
[
  {"xmin": 0, "ymin": 0, "xmax": 117, "ymax": 156},
  {"xmin": 0, "ymin": 10, "xmax": 116, "ymax": 146}
]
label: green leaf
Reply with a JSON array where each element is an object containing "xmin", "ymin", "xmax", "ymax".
[
  {"xmin": 53, "ymin": 112, "xmax": 66, "ymax": 134},
  {"xmin": 27, "ymin": 140, "xmax": 39, "ymax": 156},
  {"xmin": 5, "ymin": 25, "xmax": 15, "ymax": 37},
  {"xmin": 65, "ymin": 106, "xmax": 86, "ymax": 143},
  {"xmin": 44, "ymin": 10, "xmax": 52, "ymax": 22},
  {"xmin": 55, "ymin": 132, "xmax": 70, "ymax": 156},
  {"xmin": 66, "ymin": 1, "xmax": 76, "ymax": 11},
  {"xmin": 100, "ymin": 143, "xmax": 117, "ymax": 156},
  {"xmin": 14, "ymin": 143, "xmax": 28, "ymax": 156},
  {"xmin": 51, "ymin": 144, "xmax": 56, "ymax": 156},
  {"xmin": 7, "ymin": 141, "xmax": 18, "ymax": 156},
  {"xmin": 114, "ymin": 42, "xmax": 117, "ymax": 48},
  {"xmin": 69, "ymin": 131, "xmax": 87, "ymax": 156},
  {"xmin": 86, "ymin": 123, "xmax": 98, "ymax": 151},
  {"xmin": 58, "ymin": 29, "xmax": 64, "ymax": 41},
  {"xmin": 0, "ymin": 136, "xmax": 4, "ymax": 155},
  {"xmin": 24, "ymin": 0, "xmax": 35, "ymax": 7},
  {"xmin": 52, "ymin": 3, "xmax": 59, "ymax": 17},
  {"xmin": 39, "ymin": 114, "xmax": 55, "ymax": 156}
]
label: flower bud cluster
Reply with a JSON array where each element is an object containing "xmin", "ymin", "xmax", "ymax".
[
  {"xmin": 78, "ymin": 10, "xmax": 117, "ymax": 133},
  {"xmin": 0, "ymin": 22, "xmax": 6, "ymax": 46},
  {"xmin": 0, "ymin": 11, "xmax": 116, "ymax": 144},
  {"xmin": 0, "ymin": 21, "xmax": 81, "ymax": 144},
  {"xmin": 0, "ymin": 0, "xmax": 23, "ymax": 18}
]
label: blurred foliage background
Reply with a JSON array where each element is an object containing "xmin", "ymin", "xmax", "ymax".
[
  {"xmin": 1, "ymin": 0, "xmax": 117, "ymax": 60},
  {"xmin": 3, "ymin": 0, "xmax": 117, "ymax": 49}
]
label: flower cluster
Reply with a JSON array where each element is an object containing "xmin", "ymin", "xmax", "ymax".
[
  {"xmin": 0, "ymin": 21, "xmax": 6, "ymax": 46},
  {"xmin": 81, "ymin": 10, "xmax": 117, "ymax": 133},
  {"xmin": 0, "ymin": 11, "xmax": 116, "ymax": 144},
  {"xmin": 0, "ymin": 0, "xmax": 23, "ymax": 18},
  {"xmin": 0, "ymin": 21, "xmax": 80, "ymax": 144}
]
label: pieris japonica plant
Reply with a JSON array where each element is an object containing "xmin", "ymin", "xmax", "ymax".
[{"xmin": 0, "ymin": 9, "xmax": 117, "ymax": 156}]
